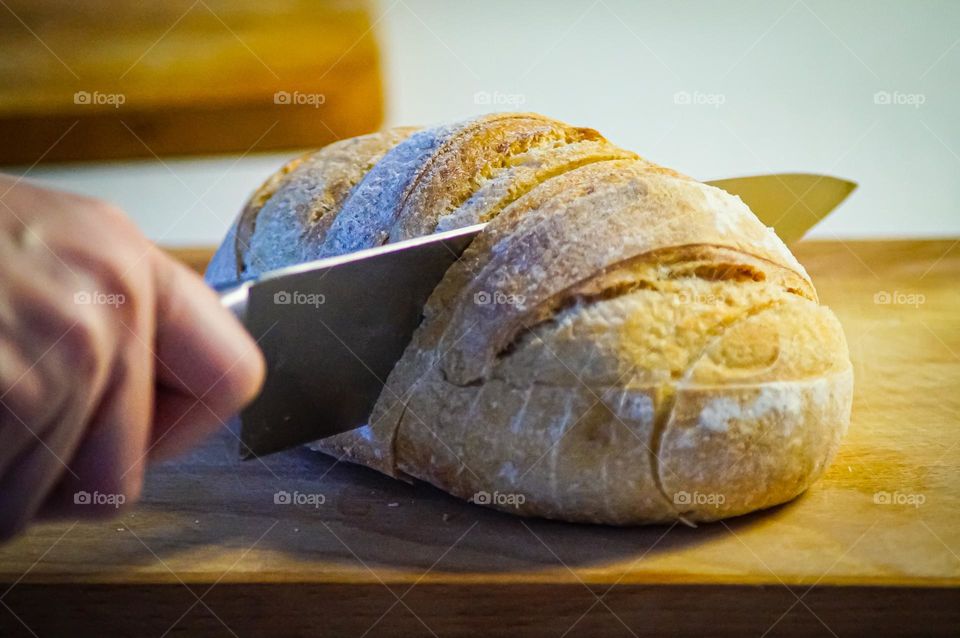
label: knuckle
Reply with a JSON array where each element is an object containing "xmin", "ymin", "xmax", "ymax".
[
  {"xmin": 86, "ymin": 198, "xmax": 130, "ymax": 227},
  {"xmin": 97, "ymin": 206, "xmax": 145, "ymax": 255},
  {"xmin": 0, "ymin": 340, "xmax": 44, "ymax": 415},
  {"xmin": 0, "ymin": 366, "xmax": 45, "ymax": 420},
  {"xmin": 60, "ymin": 305, "xmax": 108, "ymax": 375},
  {"xmin": 76, "ymin": 200, "xmax": 148, "ymax": 274},
  {"xmin": 71, "ymin": 257, "xmax": 147, "ymax": 329}
]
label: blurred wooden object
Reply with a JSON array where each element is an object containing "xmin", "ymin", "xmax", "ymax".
[{"xmin": 0, "ymin": 0, "xmax": 384, "ymax": 164}]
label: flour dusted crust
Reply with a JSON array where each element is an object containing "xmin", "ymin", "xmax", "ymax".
[
  {"xmin": 206, "ymin": 127, "xmax": 420, "ymax": 283},
  {"xmin": 206, "ymin": 113, "xmax": 853, "ymax": 525}
]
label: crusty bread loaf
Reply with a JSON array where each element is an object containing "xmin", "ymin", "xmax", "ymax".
[{"xmin": 206, "ymin": 112, "xmax": 852, "ymax": 525}]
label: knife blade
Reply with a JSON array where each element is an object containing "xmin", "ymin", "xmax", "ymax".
[
  {"xmin": 708, "ymin": 173, "xmax": 856, "ymax": 244},
  {"xmin": 217, "ymin": 224, "xmax": 481, "ymax": 458},
  {"xmin": 219, "ymin": 173, "xmax": 855, "ymax": 458}
]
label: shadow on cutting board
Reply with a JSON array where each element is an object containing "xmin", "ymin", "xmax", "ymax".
[
  {"xmin": 103, "ymin": 425, "xmax": 793, "ymax": 576},
  {"xmin": 0, "ymin": 424, "xmax": 795, "ymax": 578}
]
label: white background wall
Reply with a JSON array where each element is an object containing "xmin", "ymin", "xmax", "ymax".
[{"xmin": 14, "ymin": 0, "xmax": 960, "ymax": 245}]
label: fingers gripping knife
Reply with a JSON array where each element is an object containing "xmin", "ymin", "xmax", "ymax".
[{"xmin": 215, "ymin": 174, "xmax": 856, "ymax": 458}]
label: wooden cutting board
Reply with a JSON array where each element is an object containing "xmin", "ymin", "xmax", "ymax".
[
  {"xmin": 0, "ymin": 0, "xmax": 383, "ymax": 164},
  {"xmin": 0, "ymin": 240, "xmax": 957, "ymax": 637}
]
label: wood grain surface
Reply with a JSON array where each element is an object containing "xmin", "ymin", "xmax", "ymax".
[
  {"xmin": 1, "ymin": 239, "xmax": 958, "ymax": 637},
  {"xmin": 0, "ymin": 0, "xmax": 383, "ymax": 164}
]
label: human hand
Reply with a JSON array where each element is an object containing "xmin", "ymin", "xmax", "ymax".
[{"xmin": 0, "ymin": 175, "xmax": 265, "ymax": 539}]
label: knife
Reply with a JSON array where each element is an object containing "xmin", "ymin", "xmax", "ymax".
[
  {"xmin": 217, "ymin": 173, "xmax": 856, "ymax": 458},
  {"xmin": 707, "ymin": 173, "xmax": 856, "ymax": 244}
]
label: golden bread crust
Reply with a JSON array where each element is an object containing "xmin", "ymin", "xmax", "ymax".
[{"xmin": 210, "ymin": 113, "xmax": 853, "ymax": 525}]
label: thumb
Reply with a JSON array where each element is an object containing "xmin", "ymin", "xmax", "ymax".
[{"xmin": 147, "ymin": 246, "xmax": 265, "ymax": 459}]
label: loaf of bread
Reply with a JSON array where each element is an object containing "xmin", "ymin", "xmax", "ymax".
[{"xmin": 206, "ymin": 113, "xmax": 852, "ymax": 525}]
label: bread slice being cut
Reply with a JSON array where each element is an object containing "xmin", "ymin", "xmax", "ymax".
[{"xmin": 206, "ymin": 112, "xmax": 852, "ymax": 525}]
